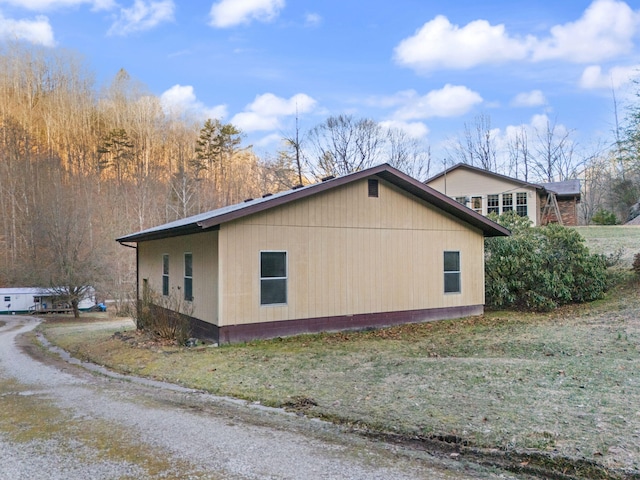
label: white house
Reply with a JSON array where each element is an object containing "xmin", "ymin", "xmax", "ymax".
[{"xmin": 0, "ymin": 287, "xmax": 96, "ymax": 314}]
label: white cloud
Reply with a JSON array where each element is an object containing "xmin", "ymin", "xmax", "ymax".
[
  {"xmin": 394, "ymin": 0, "xmax": 640, "ymax": 73},
  {"xmin": 304, "ymin": 12, "xmax": 321, "ymax": 27},
  {"xmin": 379, "ymin": 120, "xmax": 429, "ymax": 139},
  {"xmin": 231, "ymin": 92, "xmax": 316, "ymax": 132},
  {"xmin": 579, "ymin": 64, "xmax": 640, "ymax": 89},
  {"xmin": 0, "ymin": 0, "xmax": 115, "ymax": 9},
  {"xmin": 0, "ymin": 13, "xmax": 54, "ymax": 46},
  {"xmin": 511, "ymin": 90, "xmax": 547, "ymax": 107},
  {"xmin": 254, "ymin": 132, "xmax": 282, "ymax": 148},
  {"xmin": 107, "ymin": 0, "xmax": 174, "ymax": 36},
  {"xmin": 209, "ymin": 0, "xmax": 285, "ymax": 28},
  {"xmin": 160, "ymin": 84, "xmax": 227, "ymax": 120},
  {"xmin": 532, "ymin": 0, "xmax": 640, "ymax": 63},
  {"xmin": 389, "ymin": 85, "xmax": 483, "ymax": 120},
  {"xmin": 394, "ymin": 15, "xmax": 532, "ymax": 72}
]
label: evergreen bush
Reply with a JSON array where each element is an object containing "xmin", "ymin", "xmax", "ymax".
[{"xmin": 485, "ymin": 212, "xmax": 607, "ymax": 311}]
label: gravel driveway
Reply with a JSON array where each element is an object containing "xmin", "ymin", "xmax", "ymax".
[{"xmin": 0, "ymin": 316, "xmax": 527, "ymax": 479}]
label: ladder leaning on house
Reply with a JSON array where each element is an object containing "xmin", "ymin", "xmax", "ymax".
[{"xmin": 541, "ymin": 192, "xmax": 563, "ymax": 226}]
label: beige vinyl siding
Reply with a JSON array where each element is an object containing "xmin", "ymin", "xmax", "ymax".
[
  {"xmin": 427, "ymin": 168, "xmax": 541, "ymax": 225},
  {"xmin": 137, "ymin": 230, "xmax": 219, "ymax": 324},
  {"xmin": 218, "ymin": 178, "xmax": 485, "ymax": 327}
]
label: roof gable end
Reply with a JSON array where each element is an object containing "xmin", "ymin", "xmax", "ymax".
[{"xmin": 117, "ymin": 164, "xmax": 510, "ymax": 243}]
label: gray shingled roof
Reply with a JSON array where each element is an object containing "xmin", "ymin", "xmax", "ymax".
[{"xmin": 540, "ymin": 179, "xmax": 581, "ymax": 197}]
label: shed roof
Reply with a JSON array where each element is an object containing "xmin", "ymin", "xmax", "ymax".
[{"xmin": 117, "ymin": 163, "xmax": 510, "ymax": 243}]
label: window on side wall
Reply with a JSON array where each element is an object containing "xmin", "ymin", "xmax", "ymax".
[
  {"xmin": 444, "ymin": 251, "xmax": 461, "ymax": 294},
  {"xmin": 487, "ymin": 194, "xmax": 499, "ymax": 214},
  {"xmin": 502, "ymin": 193, "xmax": 513, "ymax": 212},
  {"xmin": 162, "ymin": 254, "xmax": 169, "ymax": 296},
  {"xmin": 184, "ymin": 253, "xmax": 193, "ymax": 301},
  {"xmin": 516, "ymin": 192, "xmax": 528, "ymax": 217},
  {"xmin": 260, "ymin": 251, "xmax": 287, "ymax": 305}
]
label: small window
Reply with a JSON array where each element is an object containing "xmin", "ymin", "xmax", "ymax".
[
  {"xmin": 502, "ymin": 193, "xmax": 513, "ymax": 212},
  {"xmin": 455, "ymin": 196, "xmax": 467, "ymax": 205},
  {"xmin": 184, "ymin": 253, "xmax": 193, "ymax": 301},
  {"xmin": 471, "ymin": 196, "xmax": 482, "ymax": 214},
  {"xmin": 444, "ymin": 251, "xmax": 461, "ymax": 294},
  {"xmin": 516, "ymin": 192, "xmax": 528, "ymax": 217},
  {"xmin": 261, "ymin": 251, "xmax": 287, "ymax": 305},
  {"xmin": 487, "ymin": 194, "xmax": 499, "ymax": 214},
  {"xmin": 162, "ymin": 254, "xmax": 169, "ymax": 296},
  {"xmin": 368, "ymin": 179, "xmax": 379, "ymax": 198},
  {"xmin": 4, "ymin": 296, "xmax": 10, "ymax": 302}
]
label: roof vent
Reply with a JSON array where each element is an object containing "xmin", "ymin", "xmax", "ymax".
[
  {"xmin": 262, "ymin": 193, "xmax": 273, "ymax": 198},
  {"xmin": 292, "ymin": 184, "xmax": 304, "ymax": 190},
  {"xmin": 244, "ymin": 198, "xmax": 253, "ymax": 202},
  {"xmin": 321, "ymin": 175, "xmax": 335, "ymax": 182}
]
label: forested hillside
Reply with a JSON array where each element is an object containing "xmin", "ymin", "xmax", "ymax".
[{"xmin": 0, "ymin": 44, "xmax": 298, "ymax": 306}]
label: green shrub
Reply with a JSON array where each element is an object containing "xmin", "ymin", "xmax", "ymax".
[
  {"xmin": 591, "ymin": 208, "xmax": 618, "ymax": 225},
  {"xmin": 485, "ymin": 212, "xmax": 607, "ymax": 311}
]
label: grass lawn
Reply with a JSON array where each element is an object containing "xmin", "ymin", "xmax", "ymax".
[
  {"xmin": 574, "ymin": 225, "xmax": 640, "ymax": 267},
  {"xmin": 37, "ymin": 226, "xmax": 640, "ymax": 478}
]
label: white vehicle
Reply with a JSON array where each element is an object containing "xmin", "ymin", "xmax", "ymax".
[{"xmin": 0, "ymin": 287, "xmax": 96, "ymax": 314}]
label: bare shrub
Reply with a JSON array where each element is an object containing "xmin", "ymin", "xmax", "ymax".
[
  {"xmin": 632, "ymin": 252, "xmax": 640, "ymax": 277},
  {"xmin": 135, "ymin": 286, "xmax": 193, "ymax": 344}
]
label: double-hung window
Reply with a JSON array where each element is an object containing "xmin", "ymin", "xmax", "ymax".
[
  {"xmin": 162, "ymin": 254, "xmax": 169, "ymax": 296},
  {"xmin": 487, "ymin": 194, "xmax": 499, "ymax": 214},
  {"xmin": 260, "ymin": 251, "xmax": 287, "ymax": 305},
  {"xmin": 444, "ymin": 251, "xmax": 461, "ymax": 294},
  {"xmin": 184, "ymin": 253, "xmax": 193, "ymax": 301},
  {"xmin": 471, "ymin": 196, "xmax": 482, "ymax": 214},
  {"xmin": 502, "ymin": 193, "xmax": 513, "ymax": 212},
  {"xmin": 516, "ymin": 192, "xmax": 528, "ymax": 217}
]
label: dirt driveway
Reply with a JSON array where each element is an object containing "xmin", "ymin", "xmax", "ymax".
[{"xmin": 0, "ymin": 316, "xmax": 531, "ymax": 480}]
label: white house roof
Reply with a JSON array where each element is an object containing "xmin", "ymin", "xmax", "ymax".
[{"xmin": 0, "ymin": 287, "xmax": 53, "ymax": 296}]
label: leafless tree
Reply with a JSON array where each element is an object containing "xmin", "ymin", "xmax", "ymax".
[
  {"xmin": 532, "ymin": 117, "xmax": 576, "ymax": 182},
  {"xmin": 449, "ymin": 113, "xmax": 497, "ymax": 172},
  {"xmin": 307, "ymin": 114, "xmax": 384, "ymax": 178}
]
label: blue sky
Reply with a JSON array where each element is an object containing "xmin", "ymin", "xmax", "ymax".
[{"xmin": 1, "ymin": 0, "xmax": 639, "ymax": 167}]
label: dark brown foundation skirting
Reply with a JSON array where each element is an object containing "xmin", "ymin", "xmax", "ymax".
[{"xmin": 213, "ymin": 304, "xmax": 483, "ymax": 345}]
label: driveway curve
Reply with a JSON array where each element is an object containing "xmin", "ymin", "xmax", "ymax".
[{"xmin": 0, "ymin": 316, "xmax": 525, "ymax": 479}]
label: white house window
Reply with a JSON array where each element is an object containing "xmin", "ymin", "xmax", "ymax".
[
  {"xmin": 516, "ymin": 192, "xmax": 528, "ymax": 217},
  {"xmin": 487, "ymin": 194, "xmax": 499, "ymax": 214},
  {"xmin": 444, "ymin": 251, "xmax": 461, "ymax": 294},
  {"xmin": 471, "ymin": 196, "xmax": 482, "ymax": 214},
  {"xmin": 162, "ymin": 254, "xmax": 169, "ymax": 296},
  {"xmin": 260, "ymin": 251, "xmax": 287, "ymax": 305},
  {"xmin": 454, "ymin": 196, "xmax": 467, "ymax": 205},
  {"xmin": 4, "ymin": 296, "xmax": 10, "ymax": 302},
  {"xmin": 502, "ymin": 193, "xmax": 513, "ymax": 212},
  {"xmin": 184, "ymin": 253, "xmax": 193, "ymax": 301}
]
